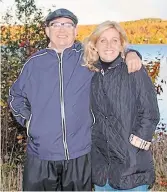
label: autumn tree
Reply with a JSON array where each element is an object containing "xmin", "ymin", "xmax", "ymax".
[{"xmin": 1, "ymin": 0, "xmax": 48, "ymax": 167}]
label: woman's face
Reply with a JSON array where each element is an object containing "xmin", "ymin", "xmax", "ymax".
[{"xmin": 96, "ymin": 27, "xmax": 122, "ymax": 62}]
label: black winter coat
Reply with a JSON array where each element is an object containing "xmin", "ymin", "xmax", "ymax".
[{"xmin": 90, "ymin": 56, "xmax": 160, "ymax": 190}]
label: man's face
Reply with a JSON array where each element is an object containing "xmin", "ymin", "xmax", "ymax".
[{"xmin": 45, "ymin": 17, "xmax": 77, "ymax": 52}]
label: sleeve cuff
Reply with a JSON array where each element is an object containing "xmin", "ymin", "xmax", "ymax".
[{"xmin": 129, "ymin": 134, "xmax": 151, "ymax": 150}]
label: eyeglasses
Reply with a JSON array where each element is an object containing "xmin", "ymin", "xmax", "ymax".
[{"xmin": 49, "ymin": 22, "xmax": 75, "ymax": 29}]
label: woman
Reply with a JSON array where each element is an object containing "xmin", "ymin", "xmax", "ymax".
[{"xmin": 83, "ymin": 21, "xmax": 160, "ymax": 191}]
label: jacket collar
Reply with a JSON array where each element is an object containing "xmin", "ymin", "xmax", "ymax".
[
  {"xmin": 45, "ymin": 41, "xmax": 83, "ymax": 56},
  {"xmin": 95, "ymin": 53, "xmax": 124, "ymax": 71}
]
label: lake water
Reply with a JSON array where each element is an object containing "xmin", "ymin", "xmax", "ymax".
[{"xmin": 129, "ymin": 44, "xmax": 167, "ymax": 132}]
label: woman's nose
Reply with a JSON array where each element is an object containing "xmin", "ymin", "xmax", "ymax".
[{"xmin": 106, "ymin": 41, "xmax": 112, "ymax": 48}]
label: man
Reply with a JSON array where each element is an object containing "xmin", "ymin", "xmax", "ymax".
[{"xmin": 8, "ymin": 8, "xmax": 142, "ymax": 191}]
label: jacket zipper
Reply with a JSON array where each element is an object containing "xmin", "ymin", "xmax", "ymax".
[
  {"xmin": 26, "ymin": 114, "xmax": 32, "ymax": 137},
  {"xmin": 91, "ymin": 109, "xmax": 96, "ymax": 125},
  {"xmin": 101, "ymin": 64, "xmax": 120, "ymax": 76},
  {"xmin": 57, "ymin": 51, "xmax": 70, "ymax": 160}
]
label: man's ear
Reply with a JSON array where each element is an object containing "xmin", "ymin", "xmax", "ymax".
[
  {"xmin": 45, "ymin": 27, "xmax": 50, "ymax": 38},
  {"xmin": 75, "ymin": 26, "xmax": 78, "ymax": 38}
]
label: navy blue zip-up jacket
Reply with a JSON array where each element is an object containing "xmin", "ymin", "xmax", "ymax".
[{"xmin": 8, "ymin": 42, "xmax": 93, "ymax": 161}]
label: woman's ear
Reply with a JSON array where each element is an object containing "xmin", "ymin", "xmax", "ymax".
[{"xmin": 120, "ymin": 47, "xmax": 125, "ymax": 60}]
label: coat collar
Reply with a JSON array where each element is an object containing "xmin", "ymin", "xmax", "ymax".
[{"xmin": 95, "ymin": 53, "xmax": 124, "ymax": 71}]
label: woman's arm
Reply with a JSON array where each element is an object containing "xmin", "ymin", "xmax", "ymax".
[{"xmin": 129, "ymin": 65, "xmax": 160, "ymax": 150}]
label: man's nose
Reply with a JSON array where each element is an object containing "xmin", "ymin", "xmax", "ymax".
[{"xmin": 59, "ymin": 26, "xmax": 66, "ymax": 32}]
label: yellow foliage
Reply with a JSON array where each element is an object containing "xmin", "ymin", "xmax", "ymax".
[
  {"xmin": 1, "ymin": 19, "xmax": 167, "ymax": 45},
  {"xmin": 76, "ymin": 19, "xmax": 167, "ymax": 44}
]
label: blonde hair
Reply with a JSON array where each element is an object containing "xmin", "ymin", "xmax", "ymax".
[{"xmin": 83, "ymin": 20, "xmax": 128, "ymax": 72}]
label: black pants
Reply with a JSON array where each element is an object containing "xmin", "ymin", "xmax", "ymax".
[{"xmin": 23, "ymin": 153, "xmax": 91, "ymax": 191}]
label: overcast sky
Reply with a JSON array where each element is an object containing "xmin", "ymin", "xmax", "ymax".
[{"xmin": 1, "ymin": 0, "xmax": 167, "ymax": 24}]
